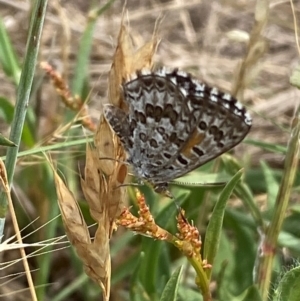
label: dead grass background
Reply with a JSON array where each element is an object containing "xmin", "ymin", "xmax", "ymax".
[
  {"xmin": 1, "ymin": 0, "xmax": 299, "ymax": 162},
  {"xmin": 0, "ymin": 0, "xmax": 299, "ymax": 300}
]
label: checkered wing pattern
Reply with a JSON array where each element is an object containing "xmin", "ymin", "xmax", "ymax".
[{"xmin": 104, "ymin": 68, "xmax": 251, "ymax": 194}]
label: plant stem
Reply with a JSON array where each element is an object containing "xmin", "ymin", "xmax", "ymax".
[
  {"xmin": 0, "ymin": 0, "xmax": 48, "ymax": 237},
  {"xmin": 256, "ymin": 106, "xmax": 300, "ymax": 300}
]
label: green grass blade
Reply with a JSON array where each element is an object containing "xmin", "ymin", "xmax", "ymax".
[
  {"xmin": 160, "ymin": 266, "xmax": 183, "ymax": 301},
  {"xmin": 0, "ymin": 0, "xmax": 48, "ymax": 235},
  {"xmin": 204, "ymin": 169, "xmax": 243, "ymax": 280},
  {"xmin": 256, "ymin": 106, "xmax": 300, "ymax": 300},
  {"xmin": 245, "ymin": 138, "xmax": 287, "ymax": 154},
  {"xmin": 0, "ymin": 133, "xmax": 17, "ymax": 147},
  {"xmin": 0, "ymin": 17, "xmax": 21, "ymax": 85},
  {"xmin": 71, "ymin": 0, "xmax": 116, "ymax": 95}
]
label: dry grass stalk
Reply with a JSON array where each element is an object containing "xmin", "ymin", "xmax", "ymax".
[
  {"xmin": 52, "ymin": 16, "xmax": 160, "ymax": 300},
  {"xmin": 108, "ymin": 21, "xmax": 160, "ymax": 108},
  {"xmin": 53, "ymin": 163, "xmax": 112, "ymax": 300},
  {"xmin": 95, "ymin": 17, "xmax": 159, "ymax": 176},
  {"xmin": 0, "ymin": 159, "xmax": 37, "ymax": 301},
  {"xmin": 232, "ymin": 0, "xmax": 269, "ymax": 101},
  {"xmin": 40, "ymin": 61, "xmax": 97, "ymax": 132}
]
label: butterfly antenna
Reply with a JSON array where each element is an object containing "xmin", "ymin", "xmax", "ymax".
[
  {"xmin": 159, "ymin": 187, "xmax": 186, "ymax": 218},
  {"xmin": 172, "ymin": 199, "xmax": 189, "ymax": 223},
  {"xmin": 98, "ymin": 157, "xmax": 130, "ymax": 166},
  {"xmin": 170, "ymin": 180, "xmax": 226, "ymax": 188},
  {"xmin": 117, "ymin": 182, "xmax": 141, "ymax": 189}
]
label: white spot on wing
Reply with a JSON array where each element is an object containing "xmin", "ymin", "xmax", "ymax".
[{"xmin": 211, "ymin": 87, "xmax": 219, "ymax": 95}]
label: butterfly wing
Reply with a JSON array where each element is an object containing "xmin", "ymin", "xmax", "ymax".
[
  {"xmin": 118, "ymin": 69, "xmax": 198, "ymax": 178},
  {"xmin": 104, "ymin": 68, "xmax": 251, "ymax": 191},
  {"xmin": 148, "ymin": 69, "xmax": 252, "ymax": 184}
]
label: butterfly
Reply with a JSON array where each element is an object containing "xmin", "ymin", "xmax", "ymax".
[{"xmin": 104, "ymin": 68, "xmax": 251, "ymax": 196}]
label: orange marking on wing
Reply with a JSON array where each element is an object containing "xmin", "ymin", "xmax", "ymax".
[{"xmin": 181, "ymin": 130, "xmax": 205, "ymax": 156}]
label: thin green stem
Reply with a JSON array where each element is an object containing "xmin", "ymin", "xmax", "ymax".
[
  {"xmin": 256, "ymin": 107, "xmax": 300, "ymax": 300},
  {"xmin": 0, "ymin": 0, "xmax": 48, "ymax": 235},
  {"xmin": 71, "ymin": 0, "xmax": 116, "ymax": 95}
]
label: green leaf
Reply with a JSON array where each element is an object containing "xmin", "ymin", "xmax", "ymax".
[
  {"xmin": 290, "ymin": 63, "xmax": 300, "ymax": 89},
  {"xmin": 245, "ymin": 138, "xmax": 286, "ymax": 154},
  {"xmin": 0, "ymin": 95, "xmax": 36, "ymax": 148},
  {"xmin": 71, "ymin": 0, "xmax": 116, "ymax": 96},
  {"xmin": 260, "ymin": 161, "xmax": 278, "ymax": 209},
  {"xmin": 274, "ymin": 266, "xmax": 300, "ymax": 301},
  {"xmin": 222, "ymin": 155, "xmax": 264, "ymax": 229},
  {"xmin": 130, "ymin": 252, "xmax": 152, "ymax": 301},
  {"xmin": 222, "ymin": 210, "xmax": 256, "ymax": 294},
  {"xmin": 239, "ymin": 285, "xmax": 262, "ymax": 301},
  {"xmin": 203, "ymin": 169, "xmax": 243, "ymax": 279},
  {"xmin": 278, "ymin": 231, "xmax": 300, "ymax": 253},
  {"xmin": 0, "ymin": 133, "xmax": 17, "ymax": 147},
  {"xmin": 0, "ymin": 17, "xmax": 21, "ymax": 85},
  {"xmin": 160, "ymin": 266, "xmax": 183, "ymax": 301},
  {"xmin": 138, "ymin": 239, "xmax": 170, "ymax": 299},
  {"xmin": 131, "ymin": 281, "xmax": 151, "ymax": 301},
  {"xmin": 178, "ymin": 287, "xmax": 203, "ymax": 301},
  {"xmin": 111, "ymin": 248, "xmax": 140, "ymax": 285}
]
